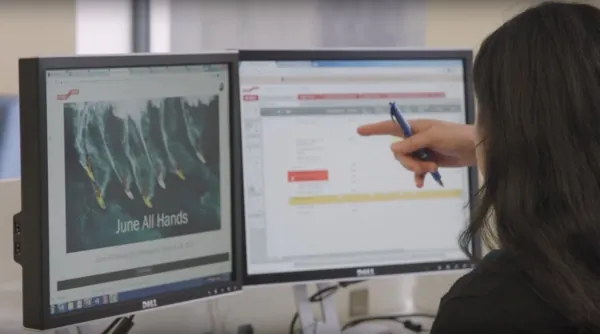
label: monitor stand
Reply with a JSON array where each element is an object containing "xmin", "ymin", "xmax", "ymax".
[
  {"xmin": 54, "ymin": 324, "xmax": 93, "ymax": 334},
  {"xmin": 293, "ymin": 284, "xmax": 389, "ymax": 334}
]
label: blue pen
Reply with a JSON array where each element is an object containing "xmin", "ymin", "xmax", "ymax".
[{"xmin": 389, "ymin": 102, "xmax": 444, "ymax": 187}]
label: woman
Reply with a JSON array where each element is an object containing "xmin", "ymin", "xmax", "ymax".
[{"xmin": 359, "ymin": 2, "xmax": 600, "ymax": 333}]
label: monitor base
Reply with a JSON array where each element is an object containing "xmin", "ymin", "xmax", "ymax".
[
  {"xmin": 293, "ymin": 283, "xmax": 341, "ymax": 333},
  {"xmin": 293, "ymin": 283, "xmax": 391, "ymax": 334},
  {"xmin": 54, "ymin": 324, "xmax": 93, "ymax": 334}
]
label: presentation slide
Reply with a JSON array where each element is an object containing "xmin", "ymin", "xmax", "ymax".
[
  {"xmin": 63, "ymin": 96, "xmax": 221, "ymax": 252},
  {"xmin": 45, "ymin": 64, "xmax": 232, "ymax": 312},
  {"xmin": 240, "ymin": 60, "xmax": 470, "ymax": 275}
]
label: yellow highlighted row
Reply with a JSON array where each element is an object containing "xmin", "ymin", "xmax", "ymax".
[{"xmin": 288, "ymin": 189, "xmax": 462, "ymax": 205}]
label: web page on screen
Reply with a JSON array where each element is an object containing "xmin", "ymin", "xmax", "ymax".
[{"xmin": 240, "ymin": 60, "xmax": 470, "ymax": 275}]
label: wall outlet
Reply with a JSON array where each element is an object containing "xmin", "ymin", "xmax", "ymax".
[{"xmin": 348, "ymin": 288, "xmax": 369, "ymax": 318}]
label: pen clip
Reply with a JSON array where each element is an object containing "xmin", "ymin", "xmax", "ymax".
[{"xmin": 389, "ymin": 101, "xmax": 397, "ymax": 123}]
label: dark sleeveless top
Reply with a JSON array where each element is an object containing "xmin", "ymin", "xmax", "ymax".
[{"xmin": 431, "ymin": 250, "xmax": 577, "ymax": 334}]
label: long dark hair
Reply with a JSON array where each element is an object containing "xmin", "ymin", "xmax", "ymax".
[{"xmin": 460, "ymin": 1, "xmax": 600, "ymax": 329}]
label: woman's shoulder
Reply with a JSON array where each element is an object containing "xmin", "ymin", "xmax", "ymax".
[
  {"xmin": 440, "ymin": 250, "xmax": 512, "ymax": 300},
  {"xmin": 430, "ymin": 250, "xmax": 575, "ymax": 334}
]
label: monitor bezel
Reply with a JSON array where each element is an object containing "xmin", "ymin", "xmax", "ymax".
[
  {"xmin": 237, "ymin": 49, "xmax": 481, "ymax": 286},
  {"xmin": 17, "ymin": 53, "xmax": 244, "ymax": 330}
]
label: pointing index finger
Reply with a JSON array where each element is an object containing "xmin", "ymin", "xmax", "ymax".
[{"xmin": 357, "ymin": 120, "xmax": 405, "ymax": 137}]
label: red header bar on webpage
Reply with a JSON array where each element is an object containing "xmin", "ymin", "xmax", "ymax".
[{"xmin": 243, "ymin": 95, "xmax": 259, "ymax": 101}]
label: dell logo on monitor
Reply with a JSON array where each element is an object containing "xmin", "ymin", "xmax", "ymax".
[
  {"xmin": 356, "ymin": 268, "xmax": 376, "ymax": 277},
  {"xmin": 142, "ymin": 299, "xmax": 158, "ymax": 309}
]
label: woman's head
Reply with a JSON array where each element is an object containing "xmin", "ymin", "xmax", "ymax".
[{"xmin": 463, "ymin": 1, "xmax": 600, "ymax": 329}]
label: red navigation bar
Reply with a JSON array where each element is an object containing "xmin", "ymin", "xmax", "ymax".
[
  {"xmin": 297, "ymin": 92, "xmax": 445, "ymax": 100},
  {"xmin": 288, "ymin": 170, "xmax": 329, "ymax": 182},
  {"xmin": 243, "ymin": 95, "xmax": 259, "ymax": 101}
]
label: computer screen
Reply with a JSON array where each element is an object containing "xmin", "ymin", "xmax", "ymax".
[
  {"xmin": 0, "ymin": 96, "xmax": 20, "ymax": 180},
  {"xmin": 239, "ymin": 50, "xmax": 477, "ymax": 284},
  {"xmin": 16, "ymin": 53, "xmax": 242, "ymax": 330}
]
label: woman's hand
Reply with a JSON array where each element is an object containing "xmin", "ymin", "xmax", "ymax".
[{"xmin": 357, "ymin": 119, "xmax": 477, "ymax": 188}]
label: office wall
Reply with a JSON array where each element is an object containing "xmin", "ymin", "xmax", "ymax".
[
  {"xmin": 426, "ymin": 0, "xmax": 600, "ymax": 48},
  {"xmin": 168, "ymin": 0, "xmax": 425, "ymax": 51},
  {"xmin": 425, "ymin": 1, "xmax": 525, "ymax": 49},
  {"xmin": 0, "ymin": 1, "xmax": 76, "ymax": 94},
  {"xmin": 75, "ymin": 0, "xmax": 132, "ymax": 54}
]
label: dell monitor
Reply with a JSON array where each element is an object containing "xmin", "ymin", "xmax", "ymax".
[
  {"xmin": 238, "ymin": 48, "xmax": 478, "ymax": 332},
  {"xmin": 238, "ymin": 48, "xmax": 478, "ymax": 331},
  {"xmin": 15, "ymin": 53, "xmax": 243, "ymax": 330}
]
